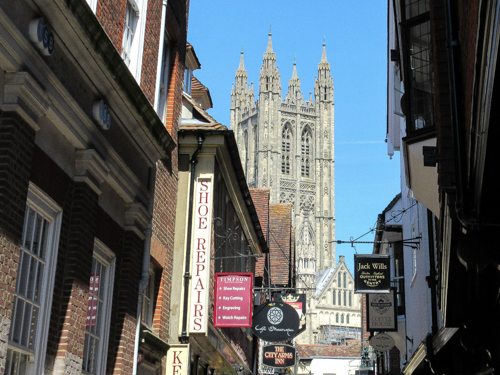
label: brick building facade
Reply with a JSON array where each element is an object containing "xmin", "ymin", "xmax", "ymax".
[{"xmin": 0, "ymin": 0, "xmax": 188, "ymax": 374}]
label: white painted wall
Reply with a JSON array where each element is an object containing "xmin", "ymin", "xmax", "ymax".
[{"xmin": 310, "ymin": 357, "xmax": 362, "ymax": 375}]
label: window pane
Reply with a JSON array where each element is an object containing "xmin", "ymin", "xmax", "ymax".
[{"xmin": 408, "ymin": 20, "xmax": 433, "ymax": 132}]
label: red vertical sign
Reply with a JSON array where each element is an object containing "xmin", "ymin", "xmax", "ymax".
[{"xmin": 214, "ymin": 273, "xmax": 253, "ymax": 327}]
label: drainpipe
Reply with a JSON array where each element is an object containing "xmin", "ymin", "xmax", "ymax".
[
  {"xmin": 445, "ymin": 0, "xmax": 500, "ymax": 229},
  {"xmin": 426, "ymin": 209, "xmax": 438, "ymax": 335},
  {"xmin": 133, "ymin": 162, "xmax": 158, "ymax": 375},
  {"xmin": 181, "ymin": 135, "xmax": 204, "ymax": 340}
]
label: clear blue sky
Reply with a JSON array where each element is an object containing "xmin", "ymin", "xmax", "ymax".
[{"xmin": 187, "ymin": 0, "xmax": 401, "ymax": 273}]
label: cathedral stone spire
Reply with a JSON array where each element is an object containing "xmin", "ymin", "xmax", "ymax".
[
  {"xmin": 315, "ymin": 41, "xmax": 333, "ymax": 103},
  {"xmin": 260, "ymin": 28, "xmax": 281, "ymax": 96},
  {"xmin": 266, "ymin": 26, "xmax": 273, "ymax": 53},
  {"xmin": 286, "ymin": 59, "xmax": 302, "ymax": 104},
  {"xmin": 238, "ymin": 48, "xmax": 245, "ymax": 70},
  {"xmin": 321, "ymin": 41, "xmax": 328, "ymax": 63}
]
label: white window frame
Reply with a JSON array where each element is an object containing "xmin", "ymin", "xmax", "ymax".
[
  {"xmin": 155, "ymin": 34, "xmax": 171, "ymax": 122},
  {"xmin": 82, "ymin": 239, "xmax": 115, "ymax": 375},
  {"xmin": 121, "ymin": 0, "xmax": 148, "ymax": 81},
  {"xmin": 6, "ymin": 182, "xmax": 62, "ymax": 375},
  {"xmin": 86, "ymin": 0, "xmax": 98, "ymax": 12}
]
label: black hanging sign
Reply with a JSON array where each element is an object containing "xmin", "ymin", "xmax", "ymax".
[
  {"xmin": 354, "ymin": 254, "xmax": 391, "ymax": 293},
  {"xmin": 367, "ymin": 288, "xmax": 397, "ymax": 331},
  {"xmin": 262, "ymin": 344, "xmax": 297, "ymax": 368},
  {"xmin": 251, "ymin": 302, "xmax": 300, "ymax": 342}
]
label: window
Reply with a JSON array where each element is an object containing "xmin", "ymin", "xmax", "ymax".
[
  {"xmin": 281, "ymin": 126, "xmax": 292, "ymax": 175},
  {"xmin": 336, "ymin": 313, "xmax": 339, "ymax": 323},
  {"xmin": 122, "ymin": 1, "xmax": 138, "ymax": 67},
  {"xmin": 121, "ymin": 0, "xmax": 147, "ymax": 80},
  {"xmin": 402, "ymin": 0, "xmax": 433, "ymax": 134},
  {"xmin": 343, "ymin": 291, "xmax": 346, "ymax": 306},
  {"xmin": 341, "ymin": 314, "xmax": 344, "ymax": 324},
  {"xmin": 346, "ymin": 315, "xmax": 350, "ymax": 324},
  {"xmin": 343, "ymin": 272, "xmax": 346, "ymax": 288},
  {"xmin": 156, "ymin": 36, "xmax": 171, "ymax": 123},
  {"xmin": 6, "ymin": 183, "xmax": 62, "ymax": 375},
  {"xmin": 338, "ymin": 273, "xmax": 341, "ymax": 287},
  {"xmin": 332, "ymin": 290, "xmax": 336, "ymax": 305},
  {"xmin": 183, "ymin": 69, "xmax": 192, "ymax": 95},
  {"xmin": 349, "ymin": 292, "xmax": 352, "ymax": 307},
  {"xmin": 338, "ymin": 291, "xmax": 341, "ymax": 305},
  {"xmin": 301, "ymin": 128, "xmax": 311, "ymax": 178},
  {"xmin": 83, "ymin": 239, "xmax": 115, "ymax": 374},
  {"xmin": 142, "ymin": 268, "xmax": 156, "ymax": 328}
]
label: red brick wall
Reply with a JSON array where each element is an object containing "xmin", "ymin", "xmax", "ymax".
[
  {"xmin": 269, "ymin": 203, "xmax": 292, "ymax": 286},
  {"xmin": 150, "ymin": 157, "xmax": 178, "ymax": 343},
  {"xmin": 96, "ymin": 0, "xmax": 126, "ymax": 53},
  {"xmin": 141, "ymin": 0, "xmax": 163, "ymax": 103},
  {"xmin": 0, "ymin": 111, "xmax": 35, "ymax": 374},
  {"xmin": 249, "ymin": 188, "xmax": 270, "ymax": 280}
]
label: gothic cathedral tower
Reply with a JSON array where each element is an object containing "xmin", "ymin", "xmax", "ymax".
[{"xmin": 231, "ymin": 33, "xmax": 335, "ymax": 329}]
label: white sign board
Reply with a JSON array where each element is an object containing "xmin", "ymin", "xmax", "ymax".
[{"xmin": 189, "ymin": 177, "xmax": 213, "ymax": 334}]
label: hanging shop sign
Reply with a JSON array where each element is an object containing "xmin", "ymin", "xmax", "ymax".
[
  {"xmin": 214, "ymin": 273, "xmax": 253, "ymax": 327},
  {"xmin": 166, "ymin": 344, "xmax": 190, "ymax": 375},
  {"xmin": 274, "ymin": 293, "xmax": 307, "ymax": 335},
  {"xmin": 262, "ymin": 344, "xmax": 297, "ymax": 368},
  {"xmin": 252, "ymin": 302, "xmax": 300, "ymax": 342},
  {"xmin": 367, "ymin": 289, "xmax": 397, "ymax": 331},
  {"xmin": 369, "ymin": 333, "xmax": 395, "ymax": 352},
  {"xmin": 189, "ymin": 177, "xmax": 213, "ymax": 334},
  {"xmin": 354, "ymin": 254, "xmax": 391, "ymax": 293}
]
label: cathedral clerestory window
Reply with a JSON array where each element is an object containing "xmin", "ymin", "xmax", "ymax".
[
  {"xmin": 301, "ymin": 128, "xmax": 311, "ymax": 177},
  {"xmin": 281, "ymin": 126, "xmax": 292, "ymax": 175}
]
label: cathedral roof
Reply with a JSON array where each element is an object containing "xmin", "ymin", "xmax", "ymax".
[{"xmin": 314, "ymin": 256, "xmax": 351, "ymax": 297}]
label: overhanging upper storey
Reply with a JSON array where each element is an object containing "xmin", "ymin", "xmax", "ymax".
[{"xmin": 390, "ymin": 0, "xmax": 439, "ymax": 217}]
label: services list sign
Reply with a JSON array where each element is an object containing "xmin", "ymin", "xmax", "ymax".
[
  {"xmin": 354, "ymin": 254, "xmax": 391, "ymax": 293},
  {"xmin": 214, "ymin": 273, "xmax": 253, "ymax": 327}
]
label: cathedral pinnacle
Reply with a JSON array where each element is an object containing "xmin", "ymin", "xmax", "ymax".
[
  {"xmin": 266, "ymin": 26, "xmax": 273, "ymax": 53},
  {"xmin": 238, "ymin": 48, "xmax": 245, "ymax": 70},
  {"xmin": 292, "ymin": 57, "xmax": 298, "ymax": 79},
  {"xmin": 321, "ymin": 39, "xmax": 328, "ymax": 63}
]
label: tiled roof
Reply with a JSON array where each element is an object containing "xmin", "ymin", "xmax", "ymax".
[
  {"xmin": 296, "ymin": 342, "xmax": 362, "ymax": 359},
  {"xmin": 269, "ymin": 203, "xmax": 292, "ymax": 286},
  {"xmin": 191, "ymin": 75, "xmax": 213, "ymax": 109},
  {"xmin": 180, "ymin": 93, "xmax": 226, "ymax": 131},
  {"xmin": 250, "ymin": 189, "xmax": 270, "ymax": 279}
]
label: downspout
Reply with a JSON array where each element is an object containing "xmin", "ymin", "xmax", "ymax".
[
  {"xmin": 181, "ymin": 135, "xmax": 204, "ymax": 340},
  {"xmin": 445, "ymin": 0, "xmax": 500, "ymax": 229},
  {"xmin": 133, "ymin": 162, "xmax": 158, "ymax": 375},
  {"xmin": 426, "ymin": 209, "xmax": 438, "ymax": 335}
]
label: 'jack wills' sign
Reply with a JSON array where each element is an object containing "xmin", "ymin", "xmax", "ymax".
[
  {"xmin": 354, "ymin": 254, "xmax": 391, "ymax": 293},
  {"xmin": 189, "ymin": 177, "xmax": 213, "ymax": 334}
]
